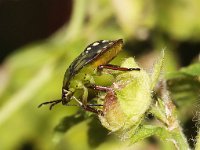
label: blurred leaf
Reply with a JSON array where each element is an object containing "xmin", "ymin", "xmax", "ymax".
[
  {"xmin": 54, "ymin": 113, "xmax": 85, "ymax": 133},
  {"xmin": 166, "ymin": 62, "xmax": 200, "ymax": 122},
  {"xmin": 180, "ymin": 62, "xmax": 200, "ymax": 76},
  {"xmin": 156, "ymin": 0, "xmax": 200, "ymax": 40},
  {"xmin": 87, "ymin": 118, "xmax": 108, "ymax": 148}
]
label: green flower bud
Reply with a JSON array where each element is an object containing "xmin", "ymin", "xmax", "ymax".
[{"xmin": 99, "ymin": 58, "xmax": 151, "ymax": 139}]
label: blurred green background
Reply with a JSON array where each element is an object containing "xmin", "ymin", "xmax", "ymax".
[{"xmin": 0, "ymin": 0, "xmax": 199, "ymax": 150}]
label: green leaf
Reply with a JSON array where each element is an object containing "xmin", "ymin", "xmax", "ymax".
[
  {"xmin": 150, "ymin": 98, "xmax": 168, "ymax": 125},
  {"xmin": 131, "ymin": 125, "xmax": 190, "ymax": 150},
  {"xmin": 166, "ymin": 62, "xmax": 200, "ymax": 79},
  {"xmin": 180, "ymin": 62, "xmax": 200, "ymax": 76},
  {"xmin": 130, "ymin": 125, "xmax": 169, "ymax": 144}
]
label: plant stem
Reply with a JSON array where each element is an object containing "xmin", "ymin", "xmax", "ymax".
[
  {"xmin": 52, "ymin": 0, "xmax": 87, "ymax": 43},
  {"xmin": 153, "ymin": 80, "xmax": 190, "ymax": 150}
]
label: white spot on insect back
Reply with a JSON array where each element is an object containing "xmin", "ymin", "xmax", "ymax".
[
  {"xmin": 97, "ymin": 50, "xmax": 102, "ymax": 53},
  {"xmin": 85, "ymin": 50, "xmax": 89, "ymax": 54},
  {"xmin": 93, "ymin": 42, "xmax": 99, "ymax": 46},
  {"xmin": 103, "ymin": 46, "xmax": 107, "ymax": 49},
  {"xmin": 109, "ymin": 42, "xmax": 113, "ymax": 45},
  {"xmin": 102, "ymin": 40, "xmax": 108, "ymax": 43},
  {"xmin": 86, "ymin": 47, "xmax": 91, "ymax": 51}
]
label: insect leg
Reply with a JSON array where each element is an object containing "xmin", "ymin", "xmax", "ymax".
[
  {"xmin": 73, "ymin": 96, "xmax": 103, "ymax": 115},
  {"xmin": 87, "ymin": 104, "xmax": 103, "ymax": 106},
  {"xmin": 82, "ymin": 105, "xmax": 104, "ymax": 116},
  {"xmin": 82, "ymin": 86, "xmax": 104, "ymax": 115},
  {"xmin": 82, "ymin": 86, "xmax": 89, "ymax": 106},
  {"xmin": 98, "ymin": 64, "xmax": 140, "ymax": 72},
  {"xmin": 87, "ymin": 84, "xmax": 112, "ymax": 92}
]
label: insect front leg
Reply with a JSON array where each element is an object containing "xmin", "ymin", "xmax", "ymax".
[
  {"xmin": 81, "ymin": 84, "xmax": 106, "ymax": 115},
  {"xmin": 87, "ymin": 84, "xmax": 112, "ymax": 92},
  {"xmin": 73, "ymin": 82, "xmax": 89, "ymax": 106},
  {"xmin": 73, "ymin": 95, "xmax": 103, "ymax": 115},
  {"xmin": 98, "ymin": 64, "xmax": 140, "ymax": 72},
  {"xmin": 82, "ymin": 105, "xmax": 104, "ymax": 116},
  {"xmin": 82, "ymin": 85, "xmax": 89, "ymax": 106}
]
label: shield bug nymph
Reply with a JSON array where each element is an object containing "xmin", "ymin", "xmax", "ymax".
[{"xmin": 38, "ymin": 39, "xmax": 140, "ymax": 115}]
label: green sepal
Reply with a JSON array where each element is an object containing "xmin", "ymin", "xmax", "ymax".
[{"xmin": 150, "ymin": 50, "xmax": 165, "ymax": 90}]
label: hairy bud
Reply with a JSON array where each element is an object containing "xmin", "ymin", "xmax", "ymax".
[{"xmin": 99, "ymin": 58, "xmax": 151, "ymax": 139}]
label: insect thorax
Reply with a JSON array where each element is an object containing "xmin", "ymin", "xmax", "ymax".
[{"xmin": 63, "ymin": 65, "xmax": 96, "ymax": 90}]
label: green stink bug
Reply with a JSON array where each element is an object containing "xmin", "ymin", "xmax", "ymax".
[{"xmin": 38, "ymin": 39, "xmax": 140, "ymax": 114}]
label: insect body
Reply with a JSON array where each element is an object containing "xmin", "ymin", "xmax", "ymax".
[{"xmin": 38, "ymin": 39, "xmax": 140, "ymax": 114}]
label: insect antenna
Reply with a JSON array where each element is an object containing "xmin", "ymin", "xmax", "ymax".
[
  {"xmin": 38, "ymin": 99, "xmax": 86, "ymax": 110},
  {"xmin": 38, "ymin": 99, "xmax": 62, "ymax": 109}
]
